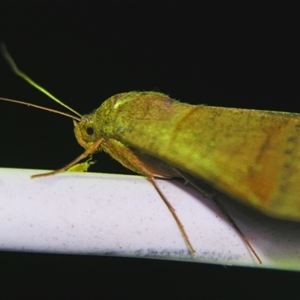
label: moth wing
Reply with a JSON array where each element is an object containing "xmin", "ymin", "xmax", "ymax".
[{"xmin": 115, "ymin": 104, "xmax": 300, "ymax": 220}]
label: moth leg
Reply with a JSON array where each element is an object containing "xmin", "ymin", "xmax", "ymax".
[
  {"xmin": 177, "ymin": 170, "xmax": 262, "ymax": 264},
  {"xmin": 148, "ymin": 176, "xmax": 195, "ymax": 253},
  {"xmin": 102, "ymin": 140, "xmax": 196, "ymax": 253},
  {"xmin": 32, "ymin": 138, "xmax": 103, "ymax": 178},
  {"xmin": 211, "ymin": 194, "xmax": 262, "ymax": 264}
]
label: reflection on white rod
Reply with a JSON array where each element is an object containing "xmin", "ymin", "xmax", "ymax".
[{"xmin": 0, "ymin": 168, "xmax": 299, "ymax": 271}]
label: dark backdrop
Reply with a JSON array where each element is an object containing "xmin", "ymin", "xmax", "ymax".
[{"xmin": 0, "ymin": 2, "xmax": 300, "ymax": 299}]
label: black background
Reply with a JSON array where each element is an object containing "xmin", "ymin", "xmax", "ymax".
[{"xmin": 1, "ymin": 2, "xmax": 300, "ymax": 299}]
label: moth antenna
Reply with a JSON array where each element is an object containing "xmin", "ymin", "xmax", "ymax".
[
  {"xmin": 148, "ymin": 176, "xmax": 196, "ymax": 254},
  {"xmin": 1, "ymin": 43, "xmax": 82, "ymax": 118},
  {"xmin": 0, "ymin": 97, "xmax": 81, "ymax": 121}
]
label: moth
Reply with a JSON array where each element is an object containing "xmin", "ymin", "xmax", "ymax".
[{"xmin": 4, "ymin": 45, "xmax": 300, "ymax": 264}]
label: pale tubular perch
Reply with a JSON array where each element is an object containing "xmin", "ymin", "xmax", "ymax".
[{"xmin": 0, "ymin": 168, "xmax": 299, "ymax": 271}]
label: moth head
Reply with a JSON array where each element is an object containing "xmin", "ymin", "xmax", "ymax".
[{"xmin": 73, "ymin": 116, "xmax": 99, "ymax": 150}]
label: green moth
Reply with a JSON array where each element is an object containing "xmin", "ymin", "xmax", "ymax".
[{"xmin": 5, "ymin": 44, "xmax": 300, "ymax": 264}]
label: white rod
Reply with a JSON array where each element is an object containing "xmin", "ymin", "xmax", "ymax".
[{"xmin": 0, "ymin": 168, "xmax": 299, "ymax": 271}]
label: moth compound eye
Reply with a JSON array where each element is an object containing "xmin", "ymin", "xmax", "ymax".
[{"xmin": 86, "ymin": 126, "xmax": 95, "ymax": 136}]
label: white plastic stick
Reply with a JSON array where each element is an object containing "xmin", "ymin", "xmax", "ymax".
[{"xmin": 0, "ymin": 168, "xmax": 299, "ymax": 270}]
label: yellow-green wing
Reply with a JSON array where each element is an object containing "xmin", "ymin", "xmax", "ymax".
[{"xmin": 109, "ymin": 92, "xmax": 300, "ymax": 220}]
